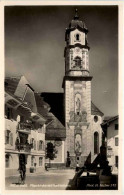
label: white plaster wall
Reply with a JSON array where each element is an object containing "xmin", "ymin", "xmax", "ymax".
[
  {"xmin": 45, "ymin": 140, "xmax": 65, "ymax": 163},
  {"xmin": 70, "ymin": 29, "xmax": 85, "ymax": 45},
  {"xmin": 107, "ymin": 119, "xmax": 118, "ymax": 170},
  {"xmin": 90, "ymin": 115, "xmax": 103, "ymax": 160},
  {"xmin": 5, "ymin": 118, "xmax": 18, "ymax": 150}
]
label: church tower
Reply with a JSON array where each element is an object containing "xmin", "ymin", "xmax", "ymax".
[{"xmin": 63, "ymin": 9, "xmax": 94, "ymax": 167}]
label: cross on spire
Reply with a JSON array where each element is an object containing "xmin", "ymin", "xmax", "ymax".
[{"xmin": 74, "ymin": 8, "xmax": 79, "ymax": 20}]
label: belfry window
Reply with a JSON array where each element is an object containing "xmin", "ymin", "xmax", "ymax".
[
  {"xmin": 74, "ymin": 56, "xmax": 81, "ymax": 68},
  {"xmin": 94, "ymin": 132, "xmax": 99, "ymax": 154},
  {"xmin": 75, "ymin": 33, "xmax": 80, "ymax": 41},
  {"xmin": 76, "ymin": 34, "xmax": 79, "ymax": 41}
]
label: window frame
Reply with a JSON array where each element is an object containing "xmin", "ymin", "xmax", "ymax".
[
  {"xmin": 39, "ymin": 140, "xmax": 44, "ymax": 151},
  {"xmin": 39, "ymin": 157, "xmax": 43, "ymax": 166},
  {"xmin": 115, "ymin": 124, "xmax": 118, "ymax": 130},
  {"xmin": 31, "ymin": 156, "xmax": 34, "ymax": 167},
  {"xmin": 94, "ymin": 132, "xmax": 99, "ymax": 154},
  {"xmin": 115, "ymin": 156, "xmax": 118, "ymax": 168},
  {"xmin": 94, "ymin": 115, "xmax": 98, "ymax": 123},
  {"xmin": 115, "ymin": 137, "xmax": 118, "ymax": 146}
]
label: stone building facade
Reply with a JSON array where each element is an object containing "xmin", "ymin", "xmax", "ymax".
[{"xmin": 63, "ymin": 10, "xmax": 104, "ymax": 167}]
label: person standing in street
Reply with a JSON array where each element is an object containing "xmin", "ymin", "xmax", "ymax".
[{"xmin": 18, "ymin": 160, "xmax": 26, "ymax": 184}]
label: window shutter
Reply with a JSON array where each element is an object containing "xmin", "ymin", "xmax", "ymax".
[
  {"xmin": 5, "ymin": 130, "xmax": 7, "ymax": 144},
  {"xmin": 37, "ymin": 141, "xmax": 39, "ymax": 151},
  {"xmin": 42, "ymin": 141, "xmax": 44, "ymax": 150},
  {"xmin": 34, "ymin": 140, "xmax": 36, "ymax": 150},
  {"xmin": 10, "ymin": 133, "xmax": 13, "ymax": 146},
  {"xmin": 30, "ymin": 138, "xmax": 32, "ymax": 144}
]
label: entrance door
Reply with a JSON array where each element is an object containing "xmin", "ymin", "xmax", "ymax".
[{"xmin": 19, "ymin": 154, "xmax": 26, "ymax": 167}]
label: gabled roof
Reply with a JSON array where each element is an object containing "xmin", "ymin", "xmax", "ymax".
[
  {"xmin": 46, "ymin": 112, "xmax": 65, "ymax": 130},
  {"xmin": 101, "ymin": 115, "xmax": 118, "ymax": 126},
  {"xmin": 5, "ymin": 76, "xmax": 37, "ymax": 113},
  {"xmin": 45, "ymin": 112, "xmax": 66, "ymax": 140},
  {"xmin": 34, "ymin": 92, "xmax": 50, "ymax": 118},
  {"xmin": 91, "ymin": 101, "xmax": 104, "ymax": 117}
]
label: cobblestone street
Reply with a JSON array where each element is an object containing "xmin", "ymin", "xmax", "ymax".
[{"xmin": 5, "ymin": 169, "xmax": 75, "ymax": 190}]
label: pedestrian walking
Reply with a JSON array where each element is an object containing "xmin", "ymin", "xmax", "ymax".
[{"xmin": 18, "ymin": 161, "xmax": 26, "ymax": 184}]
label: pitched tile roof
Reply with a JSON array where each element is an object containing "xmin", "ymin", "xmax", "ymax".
[
  {"xmin": 101, "ymin": 115, "xmax": 118, "ymax": 126},
  {"xmin": 46, "ymin": 112, "xmax": 65, "ymax": 130},
  {"xmin": 34, "ymin": 93, "xmax": 50, "ymax": 118},
  {"xmin": 91, "ymin": 101, "xmax": 104, "ymax": 117},
  {"xmin": 45, "ymin": 112, "xmax": 66, "ymax": 140}
]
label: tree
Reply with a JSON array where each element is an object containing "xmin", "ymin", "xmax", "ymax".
[{"xmin": 46, "ymin": 142, "xmax": 58, "ymax": 167}]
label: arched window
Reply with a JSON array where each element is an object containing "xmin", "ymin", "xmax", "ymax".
[
  {"xmin": 76, "ymin": 34, "xmax": 79, "ymax": 40},
  {"xmin": 39, "ymin": 157, "xmax": 43, "ymax": 166},
  {"xmin": 74, "ymin": 56, "xmax": 82, "ymax": 68},
  {"xmin": 94, "ymin": 132, "xmax": 99, "ymax": 154},
  {"xmin": 5, "ymin": 154, "xmax": 10, "ymax": 168},
  {"xmin": 75, "ymin": 33, "xmax": 80, "ymax": 41},
  {"xmin": 94, "ymin": 115, "xmax": 98, "ymax": 123},
  {"xmin": 39, "ymin": 140, "xmax": 44, "ymax": 150}
]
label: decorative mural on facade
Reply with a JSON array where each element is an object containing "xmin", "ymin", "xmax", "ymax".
[{"xmin": 75, "ymin": 133, "xmax": 82, "ymax": 155}]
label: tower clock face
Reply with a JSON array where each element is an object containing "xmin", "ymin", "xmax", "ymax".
[{"xmin": 75, "ymin": 47, "xmax": 80, "ymax": 54}]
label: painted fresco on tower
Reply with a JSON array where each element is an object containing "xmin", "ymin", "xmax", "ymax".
[{"xmin": 75, "ymin": 133, "xmax": 82, "ymax": 155}]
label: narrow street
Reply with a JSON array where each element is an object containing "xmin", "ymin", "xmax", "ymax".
[{"xmin": 5, "ymin": 169, "xmax": 75, "ymax": 190}]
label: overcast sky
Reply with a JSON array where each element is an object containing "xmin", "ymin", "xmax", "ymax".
[{"xmin": 5, "ymin": 6, "xmax": 118, "ymax": 117}]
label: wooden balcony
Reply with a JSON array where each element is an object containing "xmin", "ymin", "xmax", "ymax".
[
  {"xmin": 17, "ymin": 122, "xmax": 33, "ymax": 134},
  {"xmin": 15, "ymin": 143, "xmax": 33, "ymax": 153}
]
